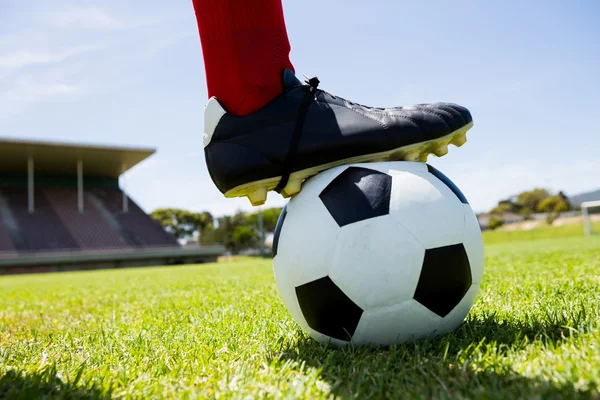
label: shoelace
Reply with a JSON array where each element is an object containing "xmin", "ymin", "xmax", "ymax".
[
  {"xmin": 303, "ymin": 75, "xmax": 385, "ymax": 111},
  {"xmin": 274, "ymin": 76, "xmax": 321, "ymax": 194},
  {"xmin": 304, "ymin": 75, "xmax": 320, "ymax": 91},
  {"xmin": 274, "ymin": 75, "xmax": 386, "ymax": 194}
]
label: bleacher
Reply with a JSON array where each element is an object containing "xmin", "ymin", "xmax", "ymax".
[
  {"xmin": 44, "ymin": 188, "xmax": 131, "ymax": 250},
  {"xmin": 0, "ymin": 188, "xmax": 80, "ymax": 252},
  {"xmin": 0, "ymin": 221, "xmax": 15, "ymax": 254},
  {"xmin": 0, "ymin": 137, "xmax": 224, "ymax": 274},
  {"xmin": 91, "ymin": 189, "xmax": 179, "ymax": 247},
  {"xmin": 0, "ymin": 188, "xmax": 180, "ymax": 253}
]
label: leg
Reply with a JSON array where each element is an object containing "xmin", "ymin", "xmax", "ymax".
[
  {"xmin": 192, "ymin": 1, "xmax": 474, "ymax": 206},
  {"xmin": 191, "ymin": 0, "xmax": 294, "ymax": 116}
]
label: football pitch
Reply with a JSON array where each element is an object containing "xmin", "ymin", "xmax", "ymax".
[{"xmin": 1, "ymin": 229, "xmax": 599, "ymax": 399}]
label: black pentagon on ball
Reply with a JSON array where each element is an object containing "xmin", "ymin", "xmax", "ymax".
[
  {"xmin": 272, "ymin": 204, "xmax": 287, "ymax": 257},
  {"xmin": 319, "ymin": 167, "xmax": 392, "ymax": 227},
  {"xmin": 295, "ymin": 276, "xmax": 363, "ymax": 341},
  {"xmin": 413, "ymin": 243, "xmax": 472, "ymax": 317},
  {"xmin": 427, "ymin": 164, "xmax": 469, "ymax": 204}
]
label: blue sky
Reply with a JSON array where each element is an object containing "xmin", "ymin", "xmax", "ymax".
[{"xmin": 0, "ymin": 0, "xmax": 598, "ymax": 216}]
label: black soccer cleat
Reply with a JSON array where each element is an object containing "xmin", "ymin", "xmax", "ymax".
[{"xmin": 203, "ymin": 69, "xmax": 473, "ymax": 206}]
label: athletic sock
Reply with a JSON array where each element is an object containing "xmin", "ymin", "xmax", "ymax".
[{"xmin": 191, "ymin": 0, "xmax": 295, "ymax": 116}]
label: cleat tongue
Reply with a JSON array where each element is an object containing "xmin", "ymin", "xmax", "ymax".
[{"xmin": 282, "ymin": 69, "xmax": 302, "ymax": 89}]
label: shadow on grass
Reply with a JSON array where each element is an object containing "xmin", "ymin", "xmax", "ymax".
[
  {"xmin": 0, "ymin": 366, "xmax": 110, "ymax": 400},
  {"xmin": 269, "ymin": 314, "xmax": 598, "ymax": 399}
]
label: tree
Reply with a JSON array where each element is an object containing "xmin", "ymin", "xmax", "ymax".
[
  {"xmin": 150, "ymin": 208, "xmax": 214, "ymax": 241},
  {"xmin": 537, "ymin": 196, "xmax": 570, "ymax": 214},
  {"xmin": 213, "ymin": 211, "xmax": 258, "ymax": 254},
  {"xmin": 490, "ymin": 198, "xmax": 529, "ymax": 218},
  {"xmin": 245, "ymin": 207, "xmax": 283, "ymax": 233},
  {"xmin": 537, "ymin": 195, "xmax": 570, "ymax": 225},
  {"xmin": 490, "ymin": 202, "xmax": 513, "ymax": 215},
  {"xmin": 231, "ymin": 225, "xmax": 258, "ymax": 252},
  {"xmin": 519, "ymin": 207, "xmax": 532, "ymax": 220},
  {"xmin": 489, "ymin": 189, "xmax": 552, "ymax": 220},
  {"xmin": 516, "ymin": 189, "xmax": 551, "ymax": 213},
  {"xmin": 487, "ymin": 217, "xmax": 504, "ymax": 230},
  {"xmin": 558, "ymin": 191, "xmax": 571, "ymax": 210}
]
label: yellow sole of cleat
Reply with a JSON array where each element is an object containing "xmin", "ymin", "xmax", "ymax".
[
  {"xmin": 225, "ymin": 122, "xmax": 473, "ymax": 206},
  {"xmin": 433, "ymin": 143, "xmax": 449, "ymax": 157}
]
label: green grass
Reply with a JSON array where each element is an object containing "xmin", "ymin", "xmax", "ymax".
[
  {"xmin": 2, "ymin": 236, "xmax": 600, "ymax": 399},
  {"xmin": 483, "ymin": 221, "xmax": 600, "ymax": 244}
]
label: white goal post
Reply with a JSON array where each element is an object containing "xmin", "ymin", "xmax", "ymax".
[{"xmin": 582, "ymin": 200, "xmax": 600, "ymax": 236}]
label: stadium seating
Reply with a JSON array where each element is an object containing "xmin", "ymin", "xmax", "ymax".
[
  {"xmin": 91, "ymin": 189, "xmax": 180, "ymax": 247},
  {"xmin": 0, "ymin": 222, "xmax": 15, "ymax": 254},
  {"xmin": 44, "ymin": 188, "xmax": 130, "ymax": 250},
  {"xmin": 0, "ymin": 188, "xmax": 79, "ymax": 252},
  {"xmin": 0, "ymin": 187, "xmax": 179, "ymax": 254},
  {"xmin": 0, "ymin": 138, "xmax": 225, "ymax": 274}
]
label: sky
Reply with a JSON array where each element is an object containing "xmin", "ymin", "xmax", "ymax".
[{"xmin": 0, "ymin": 0, "xmax": 599, "ymax": 216}]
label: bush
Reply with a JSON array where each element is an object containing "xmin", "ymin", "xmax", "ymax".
[
  {"xmin": 488, "ymin": 217, "xmax": 504, "ymax": 230},
  {"xmin": 519, "ymin": 208, "xmax": 532, "ymax": 220},
  {"xmin": 490, "ymin": 203, "xmax": 512, "ymax": 215}
]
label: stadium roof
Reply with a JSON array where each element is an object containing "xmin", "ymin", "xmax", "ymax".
[{"xmin": 0, "ymin": 137, "xmax": 155, "ymax": 178}]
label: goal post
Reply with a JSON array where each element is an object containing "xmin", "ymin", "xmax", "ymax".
[{"xmin": 582, "ymin": 200, "xmax": 600, "ymax": 236}]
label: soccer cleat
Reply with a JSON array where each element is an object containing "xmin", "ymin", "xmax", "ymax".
[{"xmin": 203, "ymin": 69, "xmax": 473, "ymax": 206}]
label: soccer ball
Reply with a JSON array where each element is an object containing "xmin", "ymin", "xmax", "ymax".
[{"xmin": 272, "ymin": 161, "xmax": 484, "ymax": 346}]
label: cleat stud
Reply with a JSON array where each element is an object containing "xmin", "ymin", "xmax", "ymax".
[
  {"xmin": 247, "ymin": 187, "xmax": 267, "ymax": 206},
  {"xmin": 433, "ymin": 144, "xmax": 449, "ymax": 157},
  {"xmin": 280, "ymin": 178, "xmax": 303, "ymax": 198},
  {"xmin": 404, "ymin": 151, "xmax": 420, "ymax": 162},
  {"xmin": 452, "ymin": 132, "xmax": 467, "ymax": 147},
  {"xmin": 419, "ymin": 153, "xmax": 429, "ymax": 162}
]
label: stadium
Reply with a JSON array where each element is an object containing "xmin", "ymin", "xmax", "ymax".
[
  {"xmin": 0, "ymin": 137, "xmax": 224, "ymax": 275},
  {"xmin": 2, "ymin": 1, "xmax": 600, "ymax": 399}
]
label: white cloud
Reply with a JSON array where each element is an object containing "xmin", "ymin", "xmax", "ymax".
[
  {"xmin": 41, "ymin": 7, "xmax": 124, "ymax": 30},
  {"xmin": 0, "ymin": 33, "xmax": 47, "ymax": 48},
  {"xmin": 0, "ymin": 45, "xmax": 102, "ymax": 70},
  {"xmin": 21, "ymin": 82, "xmax": 80, "ymax": 97},
  {"xmin": 0, "ymin": 78, "xmax": 81, "ymax": 118}
]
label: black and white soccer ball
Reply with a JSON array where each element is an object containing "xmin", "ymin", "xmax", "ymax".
[{"xmin": 272, "ymin": 161, "xmax": 484, "ymax": 346}]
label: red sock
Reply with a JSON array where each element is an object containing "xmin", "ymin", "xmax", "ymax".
[{"xmin": 191, "ymin": 0, "xmax": 295, "ymax": 116}]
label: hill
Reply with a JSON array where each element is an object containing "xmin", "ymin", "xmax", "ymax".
[{"xmin": 569, "ymin": 189, "xmax": 600, "ymax": 206}]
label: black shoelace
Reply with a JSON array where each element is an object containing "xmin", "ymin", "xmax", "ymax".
[{"xmin": 274, "ymin": 76, "xmax": 320, "ymax": 194}]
